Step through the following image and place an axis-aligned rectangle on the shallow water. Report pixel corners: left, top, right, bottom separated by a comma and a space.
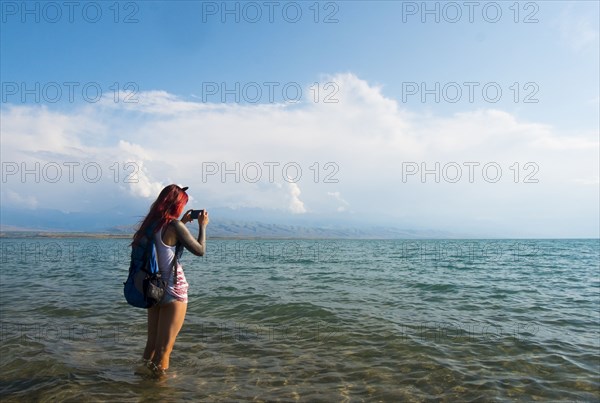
1, 239, 598, 401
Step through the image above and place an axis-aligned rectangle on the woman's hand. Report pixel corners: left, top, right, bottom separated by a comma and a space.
198, 210, 209, 226
181, 209, 193, 224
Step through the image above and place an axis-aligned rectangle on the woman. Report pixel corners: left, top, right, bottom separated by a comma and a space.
131, 184, 209, 377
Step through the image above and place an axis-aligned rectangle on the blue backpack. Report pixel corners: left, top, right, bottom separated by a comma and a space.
124, 222, 183, 308
123, 224, 162, 308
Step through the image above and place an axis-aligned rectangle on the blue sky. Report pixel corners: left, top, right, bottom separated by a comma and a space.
1, 1, 599, 237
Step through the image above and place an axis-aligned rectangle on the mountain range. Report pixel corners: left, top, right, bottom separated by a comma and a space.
0, 206, 465, 239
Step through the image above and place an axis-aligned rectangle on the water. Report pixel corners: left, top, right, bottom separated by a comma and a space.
1, 238, 598, 401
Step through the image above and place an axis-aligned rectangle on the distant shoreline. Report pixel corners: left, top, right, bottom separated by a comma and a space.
0, 234, 368, 240
0, 232, 596, 240
0, 232, 133, 239
0, 232, 351, 240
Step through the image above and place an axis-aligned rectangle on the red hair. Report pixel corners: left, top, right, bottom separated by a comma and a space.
132, 184, 189, 245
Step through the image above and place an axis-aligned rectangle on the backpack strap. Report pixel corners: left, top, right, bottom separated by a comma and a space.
139, 222, 157, 266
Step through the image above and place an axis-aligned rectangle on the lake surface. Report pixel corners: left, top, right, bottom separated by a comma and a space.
1, 238, 598, 401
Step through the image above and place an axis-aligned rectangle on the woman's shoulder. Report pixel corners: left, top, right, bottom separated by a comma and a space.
168, 219, 184, 229
161, 220, 183, 246
167, 219, 188, 236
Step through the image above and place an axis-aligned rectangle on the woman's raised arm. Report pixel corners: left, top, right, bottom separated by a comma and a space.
171, 219, 207, 256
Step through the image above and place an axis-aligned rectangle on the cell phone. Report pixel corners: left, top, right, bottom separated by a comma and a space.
190, 210, 204, 220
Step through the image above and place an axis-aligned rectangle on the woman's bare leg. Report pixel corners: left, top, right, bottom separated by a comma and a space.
151, 301, 187, 371
143, 304, 161, 361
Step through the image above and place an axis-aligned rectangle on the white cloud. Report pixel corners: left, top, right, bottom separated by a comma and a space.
1, 73, 598, 236
123, 162, 165, 199
285, 181, 306, 214
115, 140, 165, 198
327, 191, 350, 212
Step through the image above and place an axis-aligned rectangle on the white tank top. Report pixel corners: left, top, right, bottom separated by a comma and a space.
154, 225, 189, 302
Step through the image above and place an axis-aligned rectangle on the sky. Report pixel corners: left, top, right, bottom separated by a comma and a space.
1, 0, 599, 237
